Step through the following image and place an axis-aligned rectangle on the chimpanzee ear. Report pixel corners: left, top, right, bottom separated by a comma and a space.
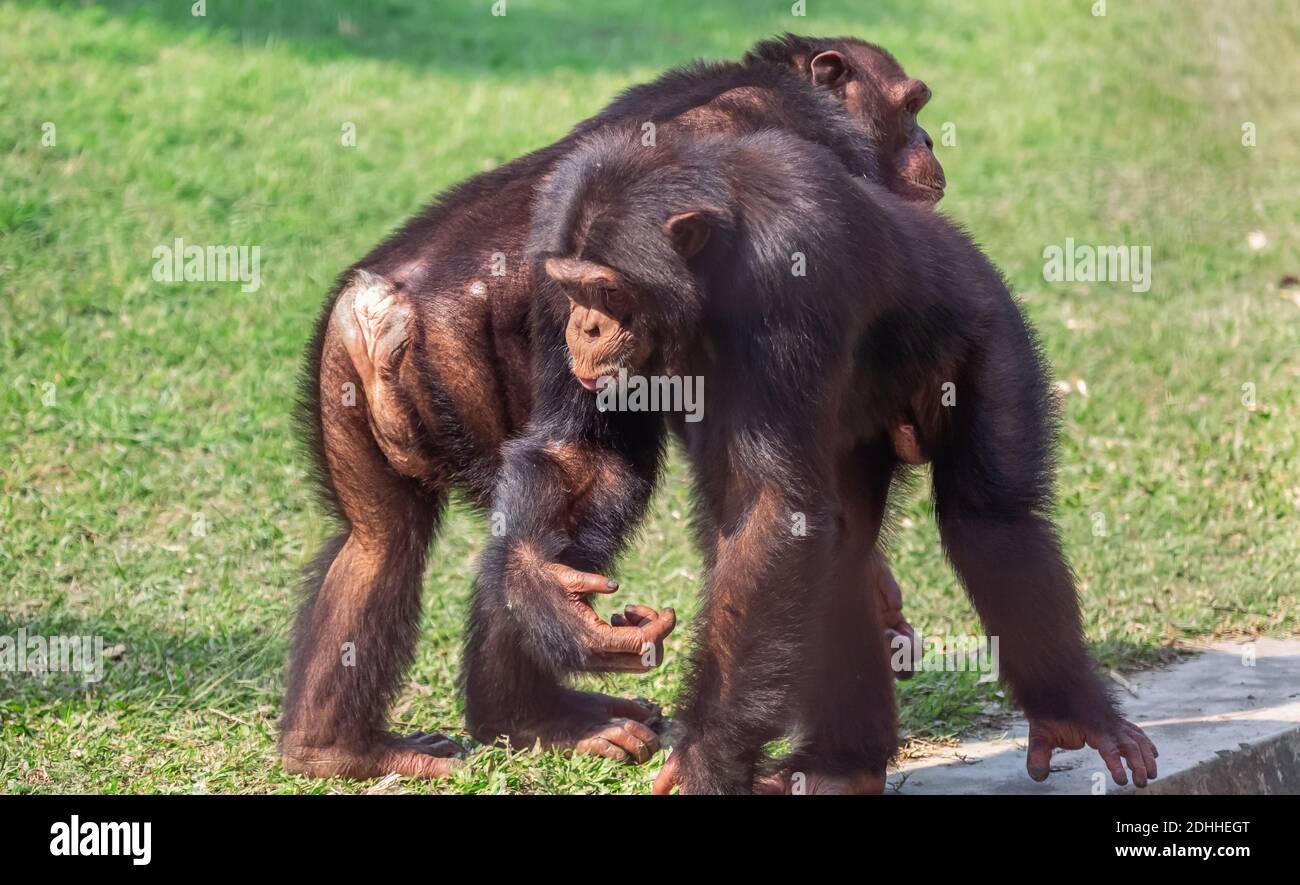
810, 50, 849, 87
664, 212, 711, 260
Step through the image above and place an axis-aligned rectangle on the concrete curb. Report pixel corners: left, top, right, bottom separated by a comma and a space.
887, 639, 1300, 795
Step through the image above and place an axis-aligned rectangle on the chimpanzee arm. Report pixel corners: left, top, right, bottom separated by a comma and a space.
931, 300, 1157, 786
471, 326, 675, 674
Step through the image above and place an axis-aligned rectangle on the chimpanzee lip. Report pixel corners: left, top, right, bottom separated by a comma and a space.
575, 371, 618, 392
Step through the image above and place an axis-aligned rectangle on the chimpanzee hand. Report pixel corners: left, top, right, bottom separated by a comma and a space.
872, 557, 919, 680
542, 563, 675, 673
1026, 715, 1158, 787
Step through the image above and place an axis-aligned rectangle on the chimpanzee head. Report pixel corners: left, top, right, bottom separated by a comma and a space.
748, 34, 947, 203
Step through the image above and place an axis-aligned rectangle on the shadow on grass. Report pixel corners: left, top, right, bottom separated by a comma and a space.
0, 613, 285, 719
25, 0, 936, 75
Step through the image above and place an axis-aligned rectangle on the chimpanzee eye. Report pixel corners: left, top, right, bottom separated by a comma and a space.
603, 288, 630, 313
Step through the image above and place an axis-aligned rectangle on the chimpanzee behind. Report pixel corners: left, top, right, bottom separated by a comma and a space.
284, 35, 946, 779
467, 126, 1158, 793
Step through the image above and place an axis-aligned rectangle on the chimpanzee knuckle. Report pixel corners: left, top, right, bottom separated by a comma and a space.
605, 728, 653, 764
601, 627, 642, 655
578, 737, 628, 762
623, 719, 659, 746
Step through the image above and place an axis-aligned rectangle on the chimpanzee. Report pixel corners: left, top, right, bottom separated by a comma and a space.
284, 35, 945, 779
469, 125, 1158, 794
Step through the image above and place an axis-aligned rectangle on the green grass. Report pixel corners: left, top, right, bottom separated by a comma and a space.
1, 0, 1297, 794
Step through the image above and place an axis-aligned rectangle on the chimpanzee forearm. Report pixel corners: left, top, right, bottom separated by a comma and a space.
937, 510, 1118, 725
476, 420, 664, 666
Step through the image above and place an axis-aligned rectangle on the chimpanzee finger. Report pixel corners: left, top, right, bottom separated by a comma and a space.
874, 563, 904, 614
591, 626, 652, 655
884, 628, 915, 681
1094, 737, 1129, 786
612, 605, 660, 630
546, 563, 618, 595
1118, 739, 1149, 787
594, 611, 673, 654
890, 423, 926, 465
1026, 730, 1054, 782
652, 753, 682, 795
573, 735, 631, 762
603, 695, 661, 723
617, 719, 660, 761
634, 606, 676, 644
585, 651, 655, 673
1129, 725, 1158, 777
622, 604, 668, 628
580, 720, 657, 764
617, 606, 648, 627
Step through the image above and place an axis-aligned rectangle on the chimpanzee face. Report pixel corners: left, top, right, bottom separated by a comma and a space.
544, 212, 710, 390
557, 275, 654, 389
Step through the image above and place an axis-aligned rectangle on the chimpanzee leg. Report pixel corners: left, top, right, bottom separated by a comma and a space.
771, 440, 899, 793
282, 281, 457, 779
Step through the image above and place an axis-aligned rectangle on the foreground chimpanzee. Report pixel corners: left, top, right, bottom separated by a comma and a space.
284, 35, 945, 779
472, 126, 1158, 794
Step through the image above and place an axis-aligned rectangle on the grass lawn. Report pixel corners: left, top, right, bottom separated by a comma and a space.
1, 0, 1297, 794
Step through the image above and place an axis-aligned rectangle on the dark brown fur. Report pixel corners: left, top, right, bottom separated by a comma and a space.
484, 126, 1156, 794
284, 36, 944, 778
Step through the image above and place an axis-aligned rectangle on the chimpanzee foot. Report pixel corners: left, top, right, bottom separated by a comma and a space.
282, 730, 464, 780
330, 269, 433, 477
500, 689, 662, 764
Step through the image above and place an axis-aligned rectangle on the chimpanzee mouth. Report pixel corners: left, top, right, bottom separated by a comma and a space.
575, 371, 617, 392
916, 181, 945, 201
